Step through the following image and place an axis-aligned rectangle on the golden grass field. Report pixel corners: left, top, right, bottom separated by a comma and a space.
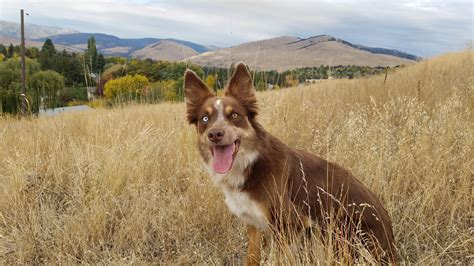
0, 51, 472, 264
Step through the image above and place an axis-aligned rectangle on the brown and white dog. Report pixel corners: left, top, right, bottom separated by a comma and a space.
184, 63, 396, 264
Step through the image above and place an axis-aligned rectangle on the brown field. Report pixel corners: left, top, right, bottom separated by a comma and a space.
0, 51, 472, 264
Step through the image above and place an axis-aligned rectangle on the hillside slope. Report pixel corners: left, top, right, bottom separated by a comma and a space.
131, 40, 199, 61
0, 51, 471, 264
187, 35, 414, 71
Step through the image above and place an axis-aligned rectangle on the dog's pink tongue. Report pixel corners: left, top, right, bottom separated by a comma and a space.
212, 144, 234, 174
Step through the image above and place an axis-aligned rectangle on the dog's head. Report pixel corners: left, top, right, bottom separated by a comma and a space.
184, 62, 259, 175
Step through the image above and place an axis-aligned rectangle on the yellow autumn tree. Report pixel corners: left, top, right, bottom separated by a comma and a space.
205, 74, 216, 91
104, 74, 149, 99
151, 80, 177, 101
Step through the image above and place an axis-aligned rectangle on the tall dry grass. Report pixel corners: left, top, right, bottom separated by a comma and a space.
0, 51, 472, 264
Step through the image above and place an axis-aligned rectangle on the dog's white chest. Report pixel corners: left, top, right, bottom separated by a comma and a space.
223, 188, 268, 230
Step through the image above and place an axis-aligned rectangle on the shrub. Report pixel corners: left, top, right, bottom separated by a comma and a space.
104, 74, 149, 100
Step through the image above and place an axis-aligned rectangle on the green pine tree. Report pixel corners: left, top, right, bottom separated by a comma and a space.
41, 39, 56, 56
85, 36, 98, 73
97, 53, 105, 73
7, 43, 14, 58
39, 39, 57, 70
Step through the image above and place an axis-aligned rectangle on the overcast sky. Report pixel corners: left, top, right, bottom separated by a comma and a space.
1, 0, 472, 57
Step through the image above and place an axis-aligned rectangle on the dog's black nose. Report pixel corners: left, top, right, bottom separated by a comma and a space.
208, 129, 225, 143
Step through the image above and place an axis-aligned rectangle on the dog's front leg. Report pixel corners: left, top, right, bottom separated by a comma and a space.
246, 225, 262, 266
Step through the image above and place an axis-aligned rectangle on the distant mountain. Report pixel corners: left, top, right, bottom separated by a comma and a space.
0, 20, 79, 39
131, 40, 199, 61
0, 20, 420, 71
186, 35, 417, 71
34, 33, 210, 56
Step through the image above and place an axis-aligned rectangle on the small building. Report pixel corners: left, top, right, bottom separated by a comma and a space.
305, 79, 321, 84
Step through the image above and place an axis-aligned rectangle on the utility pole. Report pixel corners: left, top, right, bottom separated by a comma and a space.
20, 9, 27, 115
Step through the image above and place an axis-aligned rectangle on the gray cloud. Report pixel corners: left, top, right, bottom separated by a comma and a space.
1, 0, 472, 56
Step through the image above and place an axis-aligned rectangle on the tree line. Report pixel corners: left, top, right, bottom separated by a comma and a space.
99, 60, 391, 104
0, 37, 104, 114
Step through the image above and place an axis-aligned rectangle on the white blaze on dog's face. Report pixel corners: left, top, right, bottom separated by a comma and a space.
184, 63, 260, 177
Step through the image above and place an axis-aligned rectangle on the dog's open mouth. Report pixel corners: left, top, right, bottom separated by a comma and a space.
211, 139, 240, 174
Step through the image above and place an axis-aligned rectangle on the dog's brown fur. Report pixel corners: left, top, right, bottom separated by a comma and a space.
184, 62, 396, 264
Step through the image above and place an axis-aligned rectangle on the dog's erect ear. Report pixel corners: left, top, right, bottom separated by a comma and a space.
184, 70, 214, 124
225, 62, 258, 118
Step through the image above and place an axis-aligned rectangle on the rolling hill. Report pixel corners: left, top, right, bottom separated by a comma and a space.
187, 35, 416, 71
131, 40, 199, 61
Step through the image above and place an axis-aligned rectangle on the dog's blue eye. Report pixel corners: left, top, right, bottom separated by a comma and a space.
202, 116, 209, 122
